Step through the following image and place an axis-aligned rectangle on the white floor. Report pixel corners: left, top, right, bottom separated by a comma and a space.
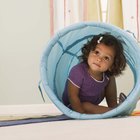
0, 102, 140, 140
0, 115, 140, 140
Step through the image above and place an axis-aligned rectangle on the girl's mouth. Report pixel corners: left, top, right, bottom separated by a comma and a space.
92, 63, 101, 68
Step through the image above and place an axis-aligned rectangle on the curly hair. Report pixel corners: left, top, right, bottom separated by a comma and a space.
80, 33, 127, 76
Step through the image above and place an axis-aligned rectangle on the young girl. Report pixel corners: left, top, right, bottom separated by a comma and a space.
62, 33, 127, 114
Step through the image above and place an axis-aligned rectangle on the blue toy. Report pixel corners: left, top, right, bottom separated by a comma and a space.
40, 22, 140, 119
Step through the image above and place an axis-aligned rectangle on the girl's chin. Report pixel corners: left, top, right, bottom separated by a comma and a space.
90, 67, 101, 73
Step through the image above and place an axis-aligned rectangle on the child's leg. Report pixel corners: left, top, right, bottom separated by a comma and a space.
119, 93, 127, 104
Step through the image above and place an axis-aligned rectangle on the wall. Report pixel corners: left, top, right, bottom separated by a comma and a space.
0, 0, 51, 104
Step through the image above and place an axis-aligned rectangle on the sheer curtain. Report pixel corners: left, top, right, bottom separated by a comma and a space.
106, 0, 123, 29
83, 0, 102, 21
49, 0, 139, 41
136, 0, 139, 41
49, 0, 102, 36
122, 0, 139, 42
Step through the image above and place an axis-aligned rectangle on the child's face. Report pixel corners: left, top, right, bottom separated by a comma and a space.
87, 43, 115, 74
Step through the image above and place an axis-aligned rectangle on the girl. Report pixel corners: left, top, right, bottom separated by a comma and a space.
62, 33, 127, 114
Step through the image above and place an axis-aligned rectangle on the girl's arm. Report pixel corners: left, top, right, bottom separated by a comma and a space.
83, 77, 118, 114
82, 102, 112, 114
104, 76, 118, 108
68, 80, 85, 113
68, 80, 113, 114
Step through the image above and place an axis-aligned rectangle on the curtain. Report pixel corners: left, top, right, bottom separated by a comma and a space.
50, 0, 102, 35
83, 0, 102, 21
106, 0, 124, 29
136, 0, 139, 41
64, 0, 82, 26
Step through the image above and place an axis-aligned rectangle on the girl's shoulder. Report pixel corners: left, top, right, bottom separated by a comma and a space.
68, 63, 87, 87
71, 62, 87, 73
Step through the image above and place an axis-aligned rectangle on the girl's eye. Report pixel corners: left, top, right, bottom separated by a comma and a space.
103, 56, 110, 61
93, 50, 99, 55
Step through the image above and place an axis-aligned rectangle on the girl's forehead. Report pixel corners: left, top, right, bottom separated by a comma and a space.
95, 44, 116, 57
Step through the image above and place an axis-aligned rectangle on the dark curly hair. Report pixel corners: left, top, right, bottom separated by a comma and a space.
80, 33, 127, 76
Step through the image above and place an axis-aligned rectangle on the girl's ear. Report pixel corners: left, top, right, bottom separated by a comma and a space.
108, 65, 114, 72
108, 68, 112, 72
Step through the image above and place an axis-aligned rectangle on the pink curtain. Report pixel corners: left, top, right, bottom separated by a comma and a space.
136, 0, 139, 41
50, 0, 102, 36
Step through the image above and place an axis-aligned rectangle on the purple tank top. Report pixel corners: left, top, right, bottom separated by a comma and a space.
62, 63, 109, 106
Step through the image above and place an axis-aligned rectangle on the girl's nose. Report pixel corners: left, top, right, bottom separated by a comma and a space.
97, 57, 102, 62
